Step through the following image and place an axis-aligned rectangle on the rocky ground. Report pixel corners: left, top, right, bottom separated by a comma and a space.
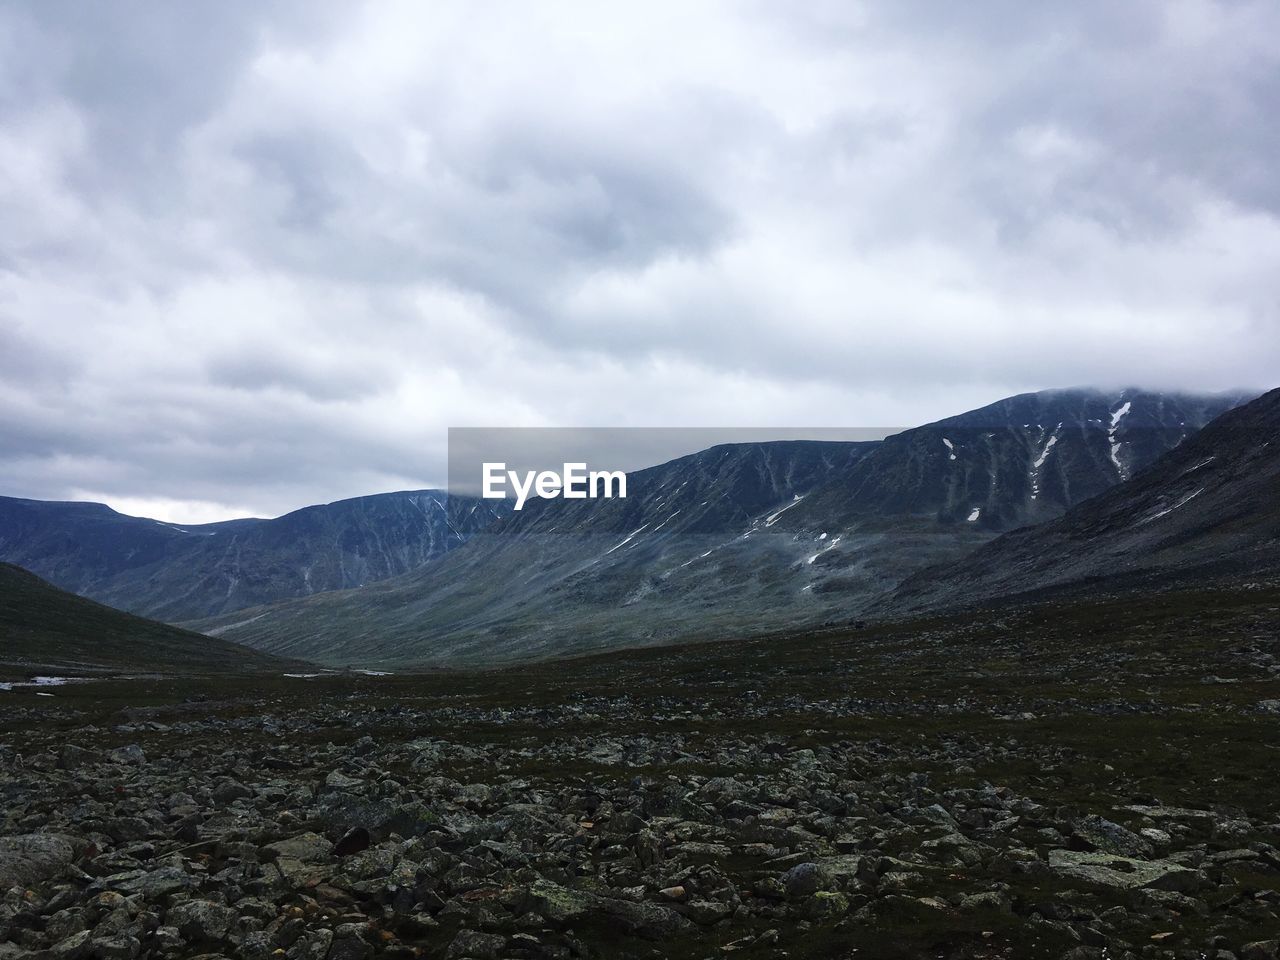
2, 582, 1280, 959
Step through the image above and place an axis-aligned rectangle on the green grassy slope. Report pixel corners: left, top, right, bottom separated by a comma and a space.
0, 562, 295, 675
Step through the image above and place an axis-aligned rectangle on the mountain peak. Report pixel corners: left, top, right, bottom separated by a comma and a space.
887, 386, 1280, 612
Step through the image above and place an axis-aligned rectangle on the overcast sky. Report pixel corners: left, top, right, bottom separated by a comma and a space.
2, 1, 1278, 522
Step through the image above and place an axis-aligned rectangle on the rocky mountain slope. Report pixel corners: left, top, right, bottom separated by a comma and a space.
197, 389, 1247, 666
195, 440, 880, 663
0, 563, 289, 674
0, 491, 506, 622
888, 386, 1280, 612
782, 387, 1241, 530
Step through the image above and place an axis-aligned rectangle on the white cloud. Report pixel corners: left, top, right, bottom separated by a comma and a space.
0, 1, 1277, 521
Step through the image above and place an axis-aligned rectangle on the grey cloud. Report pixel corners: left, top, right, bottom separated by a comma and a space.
0, 324, 80, 387
10, 2, 344, 203
204, 349, 393, 403
0, 1, 1277, 521
232, 131, 352, 232
921, 2, 1280, 218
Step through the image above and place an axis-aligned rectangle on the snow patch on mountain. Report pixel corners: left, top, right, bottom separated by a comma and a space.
805, 535, 841, 565
764, 494, 806, 527
1109, 401, 1132, 478
1030, 426, 1061, 500
1141, 487, 1205, 524
605, 524, 649, 555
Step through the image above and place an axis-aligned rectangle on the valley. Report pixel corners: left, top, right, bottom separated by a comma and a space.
6, 7, 1276, 958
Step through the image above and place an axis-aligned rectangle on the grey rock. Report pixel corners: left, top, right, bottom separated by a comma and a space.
286, 929, 333, 960
239, 931, 275, 960
518, 880, 594, 925
318, 793, 397, 841
783, 862, 832, 897
596, 897, 693, 940
167, 900, 236, 942
1071, 815, 1153, 859
108, 745, 146, 765
110, 866, 195, 899
49, 930, 92, 960
87, 936, 140, 960
327, 931, 373, 960
0, 834, 75, 890
1047, 850, 1202, 892
683, 899, 732, 925
445, 930, 506, 960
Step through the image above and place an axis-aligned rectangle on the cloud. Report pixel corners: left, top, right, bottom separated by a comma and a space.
0, 0, 1277, 521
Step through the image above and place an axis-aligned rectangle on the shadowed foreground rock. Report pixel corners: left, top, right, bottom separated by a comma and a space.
2, 703, 1279, 960
3, 581, 1280, 958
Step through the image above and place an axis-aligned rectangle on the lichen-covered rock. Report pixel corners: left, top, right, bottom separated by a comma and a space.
1047, 849, 1203, 892
166, 900, 236, 943
782, 861, 832, 897
0, 834, 75, 890
1070, 814, 1154, 859
445, 930, 506, 960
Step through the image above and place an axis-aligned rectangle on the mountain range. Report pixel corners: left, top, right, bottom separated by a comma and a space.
186, 388, 1249, 666
1, 385, 1264, 670
0, 490, 506, 622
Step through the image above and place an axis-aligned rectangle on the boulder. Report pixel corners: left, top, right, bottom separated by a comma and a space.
783, 861, 832, 897
445, 931, 506, 959
1047, 850, 1202, 893
0, 834, 76, 890
108, 745, 146, 765
1070, 815, 1153, 859
167, 899, 236, 942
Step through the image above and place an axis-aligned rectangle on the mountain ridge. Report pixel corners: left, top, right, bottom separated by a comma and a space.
193, 387, 1250, 666
884, 386, 1280, 613
0, 489, 507, 621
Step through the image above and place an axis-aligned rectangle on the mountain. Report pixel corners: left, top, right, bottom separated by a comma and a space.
196, 388, 1249, 667
780, 387, 1245, 529
886, 386, 1280, 612
0, 490, 506, 622
0, 563, 290, 674
194, 440, 879, 662
758, 387, 1249, 599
